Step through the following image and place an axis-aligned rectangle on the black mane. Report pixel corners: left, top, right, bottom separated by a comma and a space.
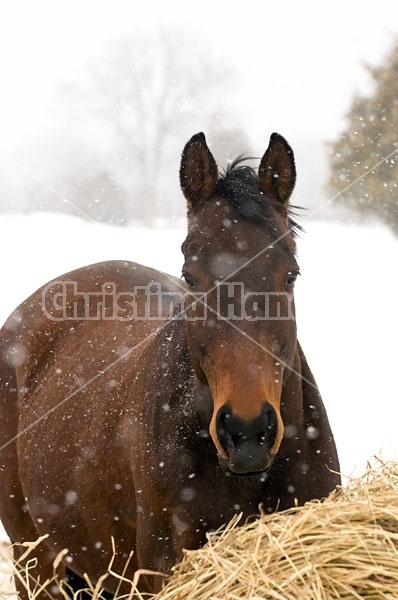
215, 156, 302, 239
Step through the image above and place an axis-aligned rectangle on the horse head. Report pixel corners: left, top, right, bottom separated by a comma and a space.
180, 132, 299, 476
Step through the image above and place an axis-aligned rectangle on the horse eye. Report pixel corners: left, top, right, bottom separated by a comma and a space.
182, 273, 197, 291
285, 271, 299, 288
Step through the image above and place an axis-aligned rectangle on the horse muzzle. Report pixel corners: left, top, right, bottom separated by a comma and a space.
215, 402, 278, 476
218, 448, 274, 477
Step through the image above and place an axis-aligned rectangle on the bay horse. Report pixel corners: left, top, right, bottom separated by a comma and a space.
0, 132, 340, 597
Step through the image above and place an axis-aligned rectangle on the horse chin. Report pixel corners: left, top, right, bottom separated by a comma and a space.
218, 455, 273, 478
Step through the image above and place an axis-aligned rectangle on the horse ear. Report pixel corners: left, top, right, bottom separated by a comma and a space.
258, 133, 296, 205
180, 133, 218, 209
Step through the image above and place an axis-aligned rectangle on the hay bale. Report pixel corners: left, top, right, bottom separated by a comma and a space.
155, 461, 398, 599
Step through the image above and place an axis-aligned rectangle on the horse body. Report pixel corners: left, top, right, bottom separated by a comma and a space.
0, 133, 340, 596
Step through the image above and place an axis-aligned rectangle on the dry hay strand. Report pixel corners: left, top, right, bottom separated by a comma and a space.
0, 541, 16, 600
5, 536, 155, 600
155, 460, 398, 600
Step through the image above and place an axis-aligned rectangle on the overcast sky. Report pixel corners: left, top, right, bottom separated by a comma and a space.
1, 1, 397, 151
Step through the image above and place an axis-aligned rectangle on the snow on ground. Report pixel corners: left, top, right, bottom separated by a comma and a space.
0, 212, 397, 543
295, 220, 398, 480
0, 213, 186, 321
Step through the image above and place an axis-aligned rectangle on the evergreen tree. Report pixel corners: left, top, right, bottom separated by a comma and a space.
328, 42, 398, 233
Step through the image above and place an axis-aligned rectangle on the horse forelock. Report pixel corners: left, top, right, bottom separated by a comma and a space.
210, 156, 302, 242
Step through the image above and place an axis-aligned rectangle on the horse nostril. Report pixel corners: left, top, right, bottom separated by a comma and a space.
216, 405, 233, 455
257, 432, 267, 445
262, 402, 278, 447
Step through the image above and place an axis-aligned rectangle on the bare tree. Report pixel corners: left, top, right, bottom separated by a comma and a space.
63, 31, 236, 223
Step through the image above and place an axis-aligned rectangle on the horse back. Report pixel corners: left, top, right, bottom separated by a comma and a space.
0, 260, 182, 392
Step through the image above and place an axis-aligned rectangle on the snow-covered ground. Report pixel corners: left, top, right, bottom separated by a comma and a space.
0, 212, 397, 545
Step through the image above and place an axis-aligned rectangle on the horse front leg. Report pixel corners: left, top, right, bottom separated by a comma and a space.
133, 525, 172, 593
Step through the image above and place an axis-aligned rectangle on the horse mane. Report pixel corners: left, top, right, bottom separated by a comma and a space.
215, 156, 302, 239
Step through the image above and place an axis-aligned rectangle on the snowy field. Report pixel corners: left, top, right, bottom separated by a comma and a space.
0, 212, 397, 545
